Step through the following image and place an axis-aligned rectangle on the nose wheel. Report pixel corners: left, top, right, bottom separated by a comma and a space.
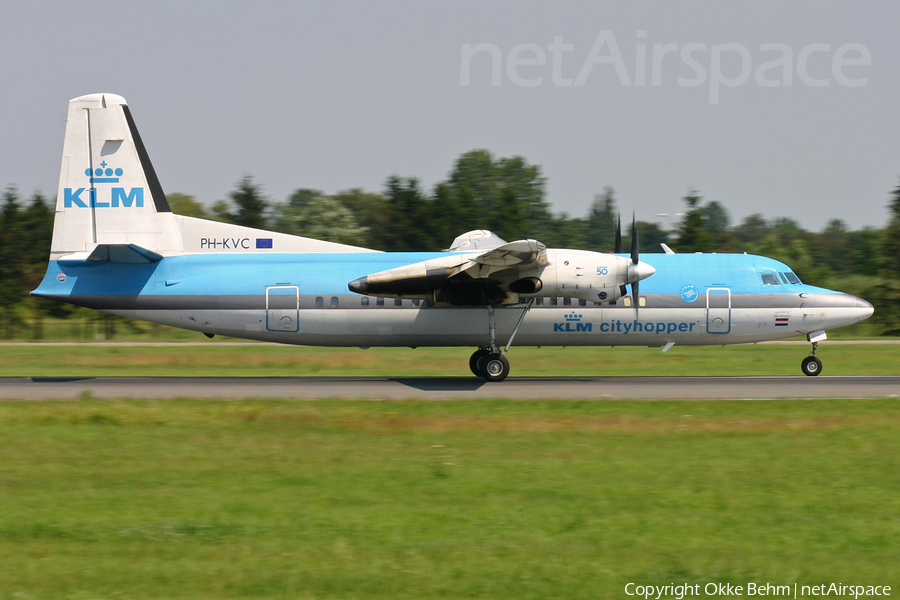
801, 342, 823, 376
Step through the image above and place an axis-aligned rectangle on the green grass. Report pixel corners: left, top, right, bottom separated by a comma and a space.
2, 343, 899, 377
0, 399, 898, 599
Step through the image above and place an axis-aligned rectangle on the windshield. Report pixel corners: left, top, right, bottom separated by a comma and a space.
760, 272, 780, 286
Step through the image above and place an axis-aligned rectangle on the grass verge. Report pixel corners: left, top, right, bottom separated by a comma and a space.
0, 399, 898, 599
2, 343, 899, 377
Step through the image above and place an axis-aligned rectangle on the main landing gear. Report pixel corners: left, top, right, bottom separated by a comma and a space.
470, 300, 533, 382
801, 342, 823, 376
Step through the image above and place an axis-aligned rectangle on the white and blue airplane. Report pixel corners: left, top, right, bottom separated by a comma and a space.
33, 93, 874, 381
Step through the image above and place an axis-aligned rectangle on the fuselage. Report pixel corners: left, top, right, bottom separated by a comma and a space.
34, 250, 873, 349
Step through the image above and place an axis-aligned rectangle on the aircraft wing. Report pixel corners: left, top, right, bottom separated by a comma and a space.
455, 239, 548, 278
348, 237, 548, 305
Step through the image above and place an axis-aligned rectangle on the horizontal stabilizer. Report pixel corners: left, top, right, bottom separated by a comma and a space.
57, 243, 163, 265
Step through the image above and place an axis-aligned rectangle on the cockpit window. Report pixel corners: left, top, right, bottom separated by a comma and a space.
779, 273, 789, 284
760, 273, 781, 286
783, 272, 801, 284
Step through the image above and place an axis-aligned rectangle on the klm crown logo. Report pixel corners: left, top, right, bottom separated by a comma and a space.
84, 162, 124, 183
555, 311, 592, 332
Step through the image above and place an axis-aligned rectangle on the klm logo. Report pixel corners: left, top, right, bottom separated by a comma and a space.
64, 187, 144, 208
553, 311, 592, 332
65, 163, 144, 208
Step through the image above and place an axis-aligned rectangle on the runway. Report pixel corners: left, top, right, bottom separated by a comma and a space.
1, 376, 898, 400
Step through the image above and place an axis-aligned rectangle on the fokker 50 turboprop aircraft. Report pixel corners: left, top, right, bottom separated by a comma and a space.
33, 94, 874, 381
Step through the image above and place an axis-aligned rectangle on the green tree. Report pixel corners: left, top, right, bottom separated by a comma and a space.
379, 176, 435, 251
273, 195, 368, 246
0, 187, 26, 336
167, 193, 210, 219
443, 150, 549, 241
583, 187, 618, 252
882, 180, 900, 279
674, 191, 711, 252
875, 180, 900, 333
733, 214, 769, 248
226, 176, 269, 229
331, 188, 389, 242
635, 221, 669, 253
286, 188, 325, 210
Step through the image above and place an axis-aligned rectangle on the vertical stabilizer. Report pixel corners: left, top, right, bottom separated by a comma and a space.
51, 93, 182, 258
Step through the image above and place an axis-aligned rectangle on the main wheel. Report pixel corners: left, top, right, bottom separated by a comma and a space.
801, 356, 822, 376
469, 349, 490, 376
479, 353, 510, 383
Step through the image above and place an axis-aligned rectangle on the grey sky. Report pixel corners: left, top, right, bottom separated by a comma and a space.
2, 1, 898, 233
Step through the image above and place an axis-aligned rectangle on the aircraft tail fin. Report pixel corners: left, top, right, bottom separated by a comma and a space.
51, 93, 182, 258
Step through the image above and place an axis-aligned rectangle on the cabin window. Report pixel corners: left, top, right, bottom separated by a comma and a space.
578, 299, 587, 306
315, 296, 324, 307
563, 297, 572, 306
331, 296, 339, 307
760, 273, 781, 286
784, 272, 801, 284
639, 296, 647, 307
424, 299, 434, 307
549, 297, 558, 306
412, 299, 420, 307
361, 297, 369, 306
394, 298, 403, 306
535, 298, 543, 307
376, 297, 385, 306
623, 296, 632, 307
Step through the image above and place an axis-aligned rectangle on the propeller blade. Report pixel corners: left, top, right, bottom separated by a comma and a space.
614, 214, 622, 254
632, 280, 639, 316
631, 214, 640, 314
630, 213, 639, 265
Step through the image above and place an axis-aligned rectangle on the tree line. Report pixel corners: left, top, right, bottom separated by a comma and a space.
2, 148, 899, 337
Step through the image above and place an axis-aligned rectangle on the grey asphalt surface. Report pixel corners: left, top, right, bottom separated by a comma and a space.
1, 376, 898, 400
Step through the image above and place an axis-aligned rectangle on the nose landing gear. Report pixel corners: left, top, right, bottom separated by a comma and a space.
801, 342, 823, 376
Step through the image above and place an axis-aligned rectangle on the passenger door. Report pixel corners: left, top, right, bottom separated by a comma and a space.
266, 286, 299, 332
706, 288, 731, 334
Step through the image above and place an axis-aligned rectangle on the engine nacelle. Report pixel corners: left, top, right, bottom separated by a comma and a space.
518, 250, 655, 303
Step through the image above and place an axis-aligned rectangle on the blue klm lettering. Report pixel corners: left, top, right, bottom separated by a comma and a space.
111, 188, 143, 207
63, 188, 144, 208
553, 322, 593, 332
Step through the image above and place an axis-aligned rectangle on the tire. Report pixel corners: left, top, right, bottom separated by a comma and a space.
469, 349, 490, 377
801, 356, 823, 376
480, 353, 510, 383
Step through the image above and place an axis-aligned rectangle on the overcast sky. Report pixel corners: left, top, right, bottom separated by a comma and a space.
2, 1, 898, 233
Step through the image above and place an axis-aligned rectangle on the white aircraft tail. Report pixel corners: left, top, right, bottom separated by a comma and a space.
51, 93, 182, 258
51, 93, 376, 259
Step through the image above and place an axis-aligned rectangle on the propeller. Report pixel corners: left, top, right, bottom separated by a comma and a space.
630, 213, 640, 314
613, 213, 655, 314
615, 215, 627, 299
